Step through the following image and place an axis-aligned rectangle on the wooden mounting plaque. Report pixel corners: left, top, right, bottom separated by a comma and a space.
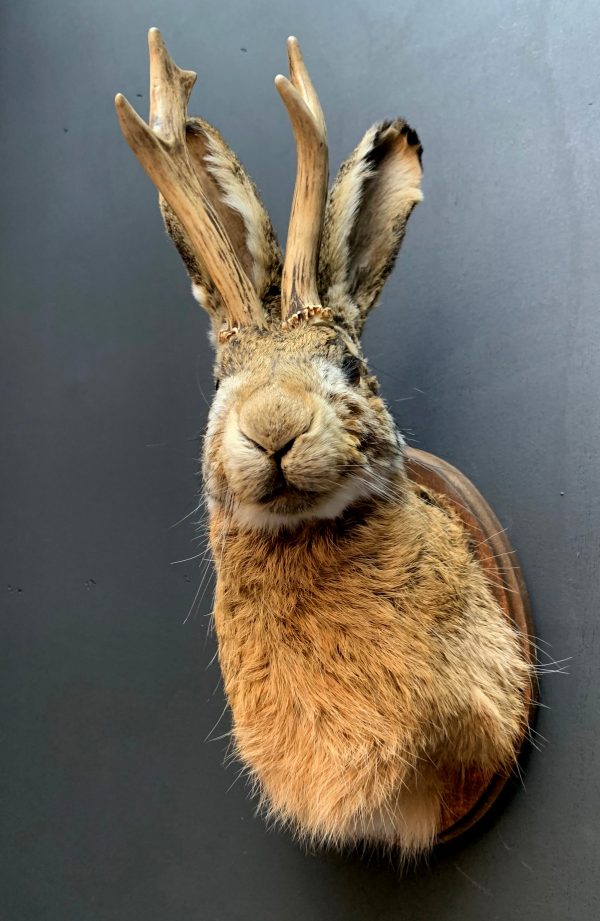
404, 447, 537, 844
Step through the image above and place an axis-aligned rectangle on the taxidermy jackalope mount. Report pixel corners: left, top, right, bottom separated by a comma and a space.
116, 29, 536, 856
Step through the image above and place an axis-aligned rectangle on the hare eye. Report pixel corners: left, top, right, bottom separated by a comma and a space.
214, 378, 221, 392
341, 355, 362, 386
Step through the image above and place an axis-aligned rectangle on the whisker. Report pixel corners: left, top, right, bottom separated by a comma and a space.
171, 550, 208, 565
170, 500, 204, 529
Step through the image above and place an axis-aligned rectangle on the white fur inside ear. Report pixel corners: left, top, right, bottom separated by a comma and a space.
321, 128, 376, 290
320, 120, 423, 324
204, 137, 270, 295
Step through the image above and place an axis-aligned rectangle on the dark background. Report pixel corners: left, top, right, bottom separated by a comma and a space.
2, 1, 599, 918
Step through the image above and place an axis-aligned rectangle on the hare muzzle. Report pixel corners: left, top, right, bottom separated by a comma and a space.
222, 371, 358, 516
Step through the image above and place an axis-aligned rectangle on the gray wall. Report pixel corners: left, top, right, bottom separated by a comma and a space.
2, 1, 599, 919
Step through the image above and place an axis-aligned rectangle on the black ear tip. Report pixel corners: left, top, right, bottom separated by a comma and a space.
398, 120, 423, 166
403, 125, 420, 148
365, 119, 423, 168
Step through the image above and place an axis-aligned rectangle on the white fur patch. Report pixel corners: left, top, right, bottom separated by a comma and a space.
320, 129, 374, 289
320, 120, 423, 324
191, 281, 209, 308
204, 136, 271, 294
230, 476, 375, 534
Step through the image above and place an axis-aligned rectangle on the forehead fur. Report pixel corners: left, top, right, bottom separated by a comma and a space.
214, 323, 355, 379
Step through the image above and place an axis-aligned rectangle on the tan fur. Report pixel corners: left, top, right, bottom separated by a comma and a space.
210, 478, 529, 854
118, 35, 531, 858
202, 328, 530, 856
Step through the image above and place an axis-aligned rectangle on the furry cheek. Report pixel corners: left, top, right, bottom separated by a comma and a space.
283, 402, 362, 494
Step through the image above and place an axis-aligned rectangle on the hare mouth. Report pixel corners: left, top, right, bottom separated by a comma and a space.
257, 482, 321, 513
229, 474, 377, 532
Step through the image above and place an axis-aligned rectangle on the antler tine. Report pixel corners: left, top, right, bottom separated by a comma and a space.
275, 37, 330, 326
115, 28, 265, 336
147, 27, 196, 148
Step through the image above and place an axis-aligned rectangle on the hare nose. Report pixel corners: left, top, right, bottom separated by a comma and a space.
238, 388, 313, 459
239, 424, 310, 462
242, 430, 299, 464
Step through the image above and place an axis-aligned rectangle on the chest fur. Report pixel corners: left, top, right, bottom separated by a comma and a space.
210, 490, 477, 738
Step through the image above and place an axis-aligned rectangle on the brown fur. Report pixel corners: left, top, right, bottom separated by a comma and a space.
201, 326, 530, 856
210, 477, 529, 853
120, 37, 531, 856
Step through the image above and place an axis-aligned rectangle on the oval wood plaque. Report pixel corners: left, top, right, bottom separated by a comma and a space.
404, 447, 537, 843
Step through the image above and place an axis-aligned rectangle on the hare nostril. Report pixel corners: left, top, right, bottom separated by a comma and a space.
240, 430, 268, 453
239, 419, 312, 459
272, 437, 297, 467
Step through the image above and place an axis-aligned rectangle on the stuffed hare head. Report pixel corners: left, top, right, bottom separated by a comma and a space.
116, 30, 422, 532
117, 30, 534, 856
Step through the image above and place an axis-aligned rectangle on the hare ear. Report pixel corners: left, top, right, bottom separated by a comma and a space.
319, 119, 422, 334
160, 118, 282, 323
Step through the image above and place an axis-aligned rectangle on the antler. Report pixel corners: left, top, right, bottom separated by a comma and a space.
115, 28, 265, 337
275, 37, 331, 327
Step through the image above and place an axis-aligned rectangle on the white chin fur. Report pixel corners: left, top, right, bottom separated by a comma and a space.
216, 458, 403, 534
